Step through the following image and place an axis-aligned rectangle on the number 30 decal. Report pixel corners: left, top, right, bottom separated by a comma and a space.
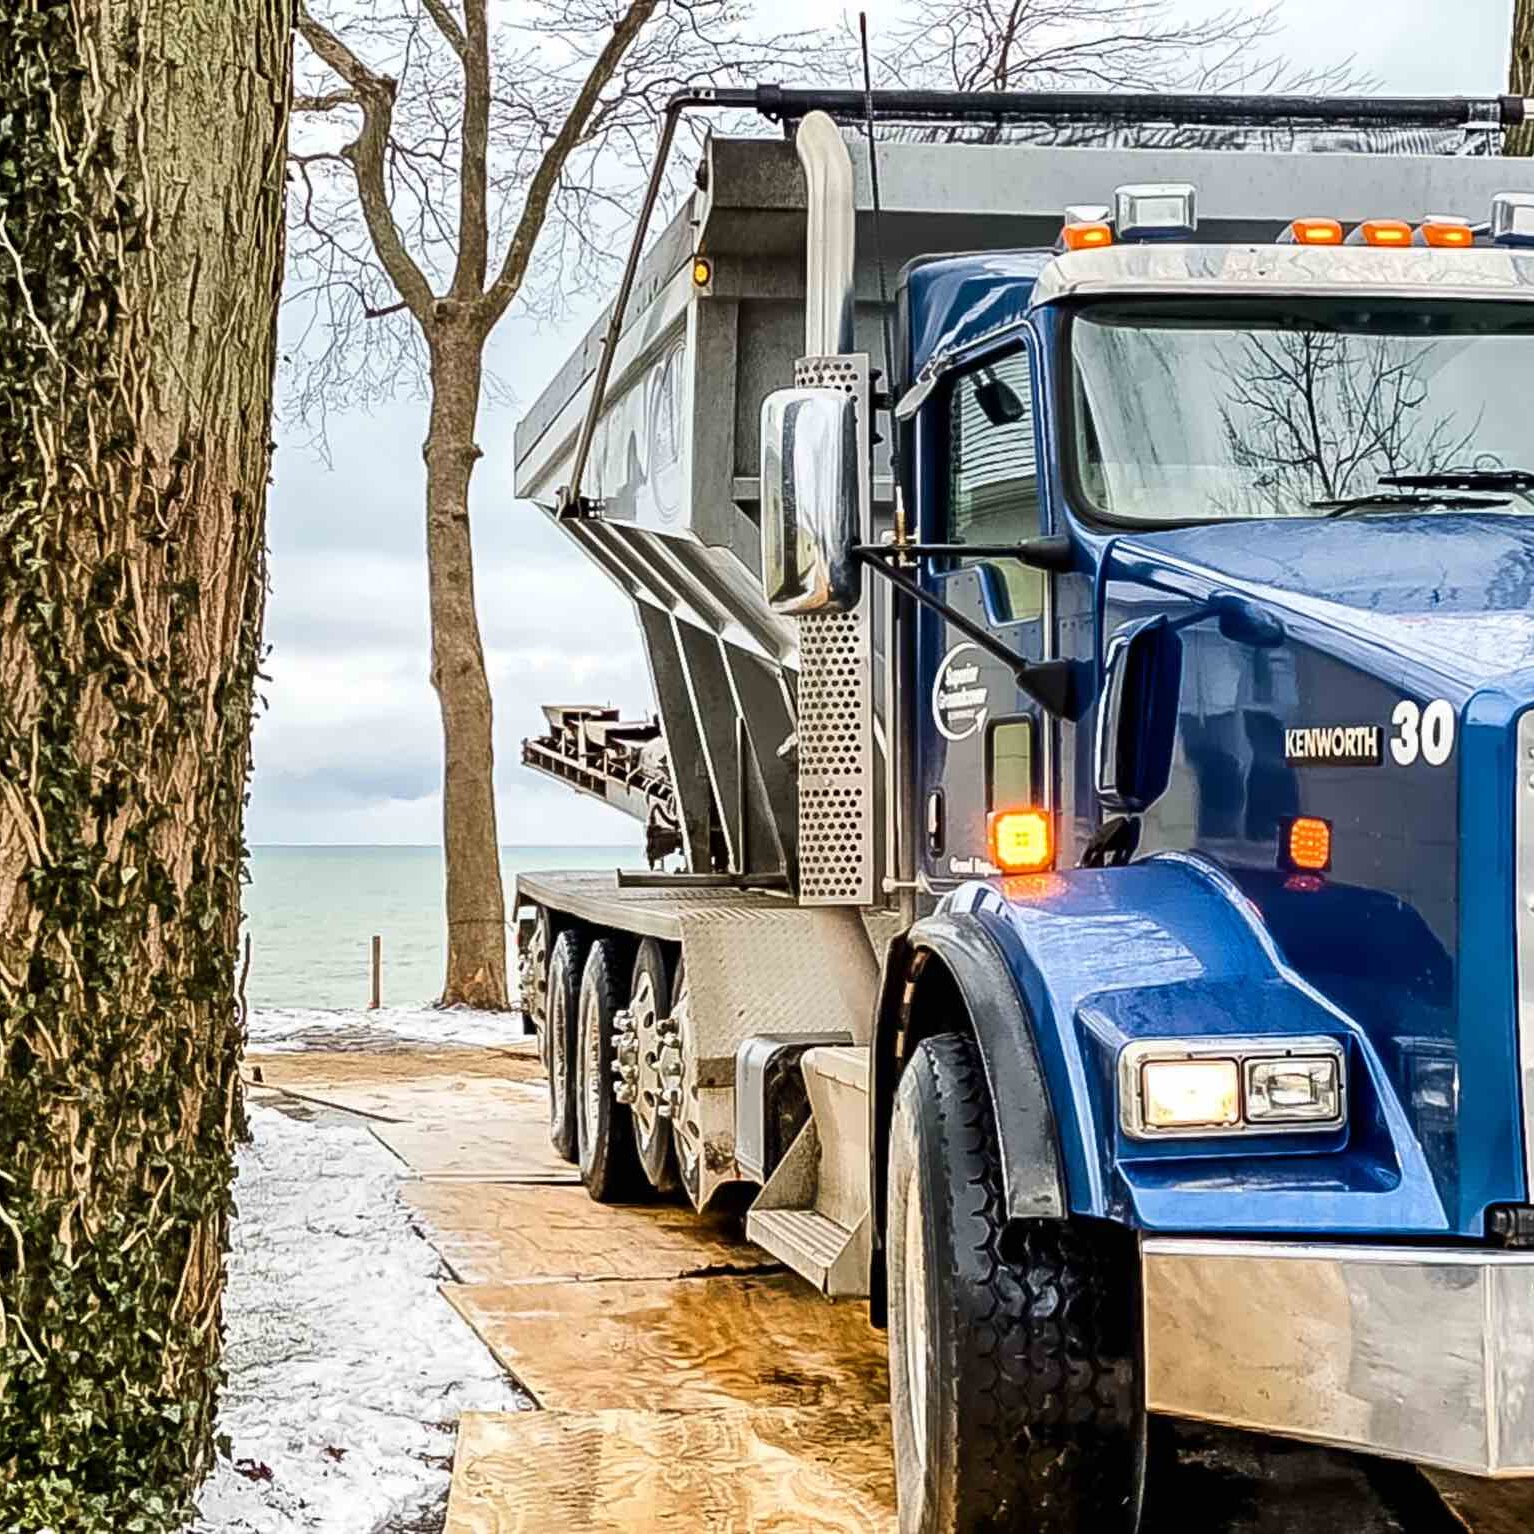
1390, 698, 1455, 767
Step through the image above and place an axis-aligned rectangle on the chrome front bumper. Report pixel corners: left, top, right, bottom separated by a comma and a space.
1143, 1238, 1534, 1476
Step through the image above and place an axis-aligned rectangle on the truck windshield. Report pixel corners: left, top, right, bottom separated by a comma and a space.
1068, 297, 1534, 524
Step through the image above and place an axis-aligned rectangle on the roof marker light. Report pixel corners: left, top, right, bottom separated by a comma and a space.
988, 807, 1055, 875
1491, 192, 1534, 248
1281, 217, 1344, 246
1416, 216, 1474, 248
1114, 182, 1197, 243
1347, 219, 1413, 247
1060, 203, 1113, 252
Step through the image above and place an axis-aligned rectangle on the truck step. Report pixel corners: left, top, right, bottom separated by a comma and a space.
746, 1206, 869, 1298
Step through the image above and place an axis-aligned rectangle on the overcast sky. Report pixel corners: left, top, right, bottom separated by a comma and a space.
247, 0, 1518, 847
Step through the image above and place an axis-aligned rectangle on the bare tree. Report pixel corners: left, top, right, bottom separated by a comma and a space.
289, 0, 820, 1010
0, 0, 289, 1526
1512, 0, 1534, 156
1215, 331, 1480, 513
879, 0, 1361, 95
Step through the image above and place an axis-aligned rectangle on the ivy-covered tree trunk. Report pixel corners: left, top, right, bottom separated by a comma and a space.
1514, 0, 1534, 157
0, 2, 290, 1528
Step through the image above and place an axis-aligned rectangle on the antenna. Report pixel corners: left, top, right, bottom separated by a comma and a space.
858, 12, 908, 549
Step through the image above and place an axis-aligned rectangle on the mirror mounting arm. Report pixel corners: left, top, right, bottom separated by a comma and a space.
854, 535, 1074, 574
854, 549, 1091, 721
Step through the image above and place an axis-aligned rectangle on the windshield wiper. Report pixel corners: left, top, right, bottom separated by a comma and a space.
1381, 470, 1534, 496
1311, 491, 1510, 519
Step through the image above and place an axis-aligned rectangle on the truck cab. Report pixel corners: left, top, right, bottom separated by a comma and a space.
513, 90, 1534, 1533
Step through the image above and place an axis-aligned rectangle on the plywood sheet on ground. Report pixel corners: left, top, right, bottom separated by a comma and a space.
410, 1183, 772, 1285
444, 1406, 896, 1534
366, 1081, 577, 1183
245, 1045, 543, 1089
1426, 1471, 1534, 1534
444, 1273, 887, 1412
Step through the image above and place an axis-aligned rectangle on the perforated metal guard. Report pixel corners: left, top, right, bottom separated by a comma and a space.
795, 355, 875, 906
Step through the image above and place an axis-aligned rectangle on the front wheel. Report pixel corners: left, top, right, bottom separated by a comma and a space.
888, 1033, 1146, 1534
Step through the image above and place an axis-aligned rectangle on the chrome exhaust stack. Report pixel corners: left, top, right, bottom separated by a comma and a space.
796, 111, 856, 356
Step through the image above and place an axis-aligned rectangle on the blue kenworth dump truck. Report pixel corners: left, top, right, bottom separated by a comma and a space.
512, 86, 1534, 1532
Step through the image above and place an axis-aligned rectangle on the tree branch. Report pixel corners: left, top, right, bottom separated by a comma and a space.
423, 0, 468, 58
294, 88, 359, 113
482, 0, 659, 325
296, 4, 438, 326
452, 0, 492, 299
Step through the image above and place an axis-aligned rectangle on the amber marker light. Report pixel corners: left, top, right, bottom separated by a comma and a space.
691, 255, 714, 287
1418, 217, 1474, 248
1285, 816, 1333, 873
1354, 219, 1413, 247
988, 808, 1055, 875
1286, 217, 1344, 246
1061, 221, 1114, 251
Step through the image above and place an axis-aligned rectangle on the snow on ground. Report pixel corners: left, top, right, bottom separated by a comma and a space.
247, 1005, 530, 1053
191, 1103, 525, 1533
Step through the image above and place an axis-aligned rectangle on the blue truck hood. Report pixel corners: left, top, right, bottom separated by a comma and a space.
1127, 513, 1534, 688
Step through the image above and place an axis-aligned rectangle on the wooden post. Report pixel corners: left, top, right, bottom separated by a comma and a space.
369, 934, 382, 1010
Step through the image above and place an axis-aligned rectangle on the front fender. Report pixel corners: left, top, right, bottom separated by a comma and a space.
870, 912, 1067, 1241
933, 853, 1448, 1235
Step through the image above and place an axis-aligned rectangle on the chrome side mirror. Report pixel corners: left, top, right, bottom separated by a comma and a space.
1095, 616, 1182, 814
760, 388, 861, 615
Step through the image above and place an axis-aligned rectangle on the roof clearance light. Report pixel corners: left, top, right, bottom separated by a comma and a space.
1416, 216, 1474, 249
1490, 192, 1534, 248
1281, 218, 1344, 246
1347, 219, 1413, 247
1114, 182, 1197, 243
988, 807, 1054, 875
1060, 203, 1114, 252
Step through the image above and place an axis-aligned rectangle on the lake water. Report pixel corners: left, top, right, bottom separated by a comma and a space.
243, 845, 639, 1009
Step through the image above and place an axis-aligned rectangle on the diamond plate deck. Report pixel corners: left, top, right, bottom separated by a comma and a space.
516, 870, 884, 1053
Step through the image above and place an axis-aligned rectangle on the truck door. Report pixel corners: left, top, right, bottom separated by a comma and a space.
918, 342, 1049, 886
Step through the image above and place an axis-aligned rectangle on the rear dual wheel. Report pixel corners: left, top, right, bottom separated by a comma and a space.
888, 1033, 1146, 1534
577, 937, 645, 1203
628, 939, 680, 1194
544, 928, 584, 1164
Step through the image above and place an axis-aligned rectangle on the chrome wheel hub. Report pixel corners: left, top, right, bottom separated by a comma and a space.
665, 971, 704, 1202
612, 1007, 640, 1105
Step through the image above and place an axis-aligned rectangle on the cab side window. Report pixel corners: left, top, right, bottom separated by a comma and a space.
948, 348, 1044, 622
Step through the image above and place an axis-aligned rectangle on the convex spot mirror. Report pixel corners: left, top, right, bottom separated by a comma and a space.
761, 387, 861, 615
1095, 616, 1182, 815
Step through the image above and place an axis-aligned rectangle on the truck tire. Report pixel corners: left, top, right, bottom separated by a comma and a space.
545, 927, 584, 1164
888, 1033, 1145, 1534
577, 936, 644, 1203
629, 938, 680, 1194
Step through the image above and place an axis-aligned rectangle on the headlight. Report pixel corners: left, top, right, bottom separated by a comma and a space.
1120, 1037, 1346, 1140
1245, 1056, 1342, 1125
1141, 1058, 1240, 1131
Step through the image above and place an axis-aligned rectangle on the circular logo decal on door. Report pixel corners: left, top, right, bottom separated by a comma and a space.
932, 642, 990, 743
